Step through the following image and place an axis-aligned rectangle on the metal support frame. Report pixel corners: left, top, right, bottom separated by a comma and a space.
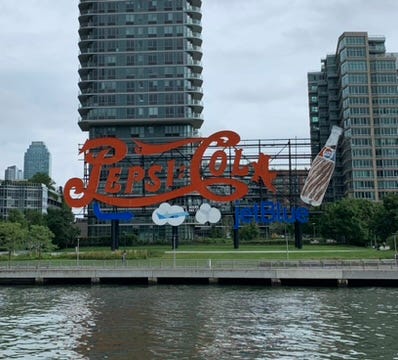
80, 137, 312, 248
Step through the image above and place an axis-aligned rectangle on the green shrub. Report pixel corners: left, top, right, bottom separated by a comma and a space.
239, 223, 259, 241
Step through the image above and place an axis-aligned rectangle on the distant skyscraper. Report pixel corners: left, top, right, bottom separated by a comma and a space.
24, 141, 51, 180
308, 32, 398, 202
4, 165, 23, 181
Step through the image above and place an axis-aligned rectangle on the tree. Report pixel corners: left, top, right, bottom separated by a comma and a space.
373, 194, 398, 241
0, 222, 28, 262
8, 209, 28, 228
28, 225, 55, 257
319, 198, 380, 246
46, 205, 80, 248
29, 173, 56, 190
8, 209, 46, 229
24, 209, 46, 227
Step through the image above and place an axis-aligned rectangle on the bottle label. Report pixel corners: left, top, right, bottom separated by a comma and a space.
320, 146, 336, 162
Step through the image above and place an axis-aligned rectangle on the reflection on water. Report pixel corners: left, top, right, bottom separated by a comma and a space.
0, 287, 94, 359
0, 286, 397, 359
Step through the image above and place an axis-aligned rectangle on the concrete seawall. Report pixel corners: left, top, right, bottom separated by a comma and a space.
1, 260, 397, 287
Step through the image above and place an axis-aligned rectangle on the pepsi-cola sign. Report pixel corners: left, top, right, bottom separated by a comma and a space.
64, 130, 277, 209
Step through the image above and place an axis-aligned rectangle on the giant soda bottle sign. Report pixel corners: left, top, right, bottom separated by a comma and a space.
300, 126, 343, 207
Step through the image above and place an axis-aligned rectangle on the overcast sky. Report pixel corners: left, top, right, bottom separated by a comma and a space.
1, 0, 398, 188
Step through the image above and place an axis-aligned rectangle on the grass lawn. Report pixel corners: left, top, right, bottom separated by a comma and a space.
2, 244, 395, 263
75, 244, 395, 261
160, 245, 395, 261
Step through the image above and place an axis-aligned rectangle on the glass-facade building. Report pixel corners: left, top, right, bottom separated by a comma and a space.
4, 166, 23, 181
308, 32, 398, 202
78, 0, 203, 133
23, 141, 51, 180
78, 0, 203, 242
0, 181, 48, 220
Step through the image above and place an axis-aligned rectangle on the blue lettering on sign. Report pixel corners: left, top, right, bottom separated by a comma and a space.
234, 201, 309, 229
93, 202, 135, 221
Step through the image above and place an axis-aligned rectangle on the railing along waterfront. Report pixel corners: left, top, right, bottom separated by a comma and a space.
0, 259, 397, 270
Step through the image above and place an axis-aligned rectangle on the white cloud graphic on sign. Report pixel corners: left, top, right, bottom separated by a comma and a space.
152, 203, 188, 226
195, 203, 221, 224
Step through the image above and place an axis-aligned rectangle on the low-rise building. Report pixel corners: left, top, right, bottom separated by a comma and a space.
0, 181, 62, 220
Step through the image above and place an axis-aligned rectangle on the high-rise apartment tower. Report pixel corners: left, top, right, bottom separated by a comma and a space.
78, 0, 203, 135
308, 32, 398, 202
78, 0, 203, 242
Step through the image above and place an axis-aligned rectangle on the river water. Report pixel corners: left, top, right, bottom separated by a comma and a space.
0, 285, 397, 360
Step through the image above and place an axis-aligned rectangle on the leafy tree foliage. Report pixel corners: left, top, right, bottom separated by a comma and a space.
0, 222, 28, 260
373, 193, 398, 241
46, 205, 80, 249
8, 209, 45, 229
29, 173, 56, 190
28, 225, 55, 257
3, 203, 78, 251
8, 209, 28, 228
318, 198, 380, 246
8, 209, 47, 231
24, 209, 46, 227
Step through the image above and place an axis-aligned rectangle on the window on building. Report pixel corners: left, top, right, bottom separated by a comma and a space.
148, 80, 158, 91
148, 27, 157, 37
148, 54, 157, 65
126, 14, 135, 25
166, 13, 173, 23
126, 55, 134, 65
148, 14, 157, 24
149, 0, 157, 11
149, 94, 157, 105
131, 126, 145, 137
126, 28, 135, 38
149, 107, 158, 117
127, 94, 135, 105
126, 82, 135, 92
165, 53, 173, 64
105, 55, 116, 66
164, 26, 173, 36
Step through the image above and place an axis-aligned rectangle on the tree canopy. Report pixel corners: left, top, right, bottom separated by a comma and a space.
373, 193, 398, 241
1, 204, 79, 254
0, 222, 28, 260
29, 173, 56, 190
28, 225, 55, 257
45, 205, 80, 249
317, 196, 398, 246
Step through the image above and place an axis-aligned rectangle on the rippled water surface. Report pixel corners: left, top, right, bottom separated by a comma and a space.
0, 286, 397, 359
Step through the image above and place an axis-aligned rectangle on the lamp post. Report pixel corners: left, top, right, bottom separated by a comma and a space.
285, 224, 289, 260
312, 223, 316, 241
76, 237, 80, 266
122, 231, 127, 249
394, 233, 397, 265
172, 226, 177, 268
